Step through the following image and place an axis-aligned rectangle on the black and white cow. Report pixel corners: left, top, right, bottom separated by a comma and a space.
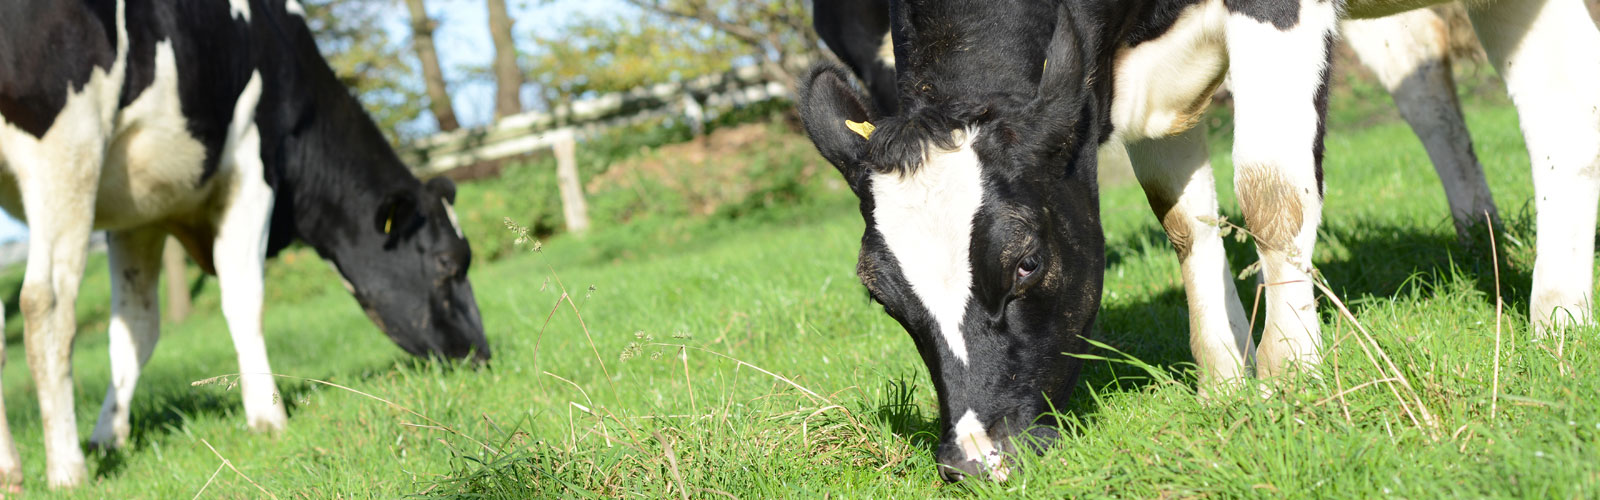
799, 0, 1600, 482
0, 0, 490, 488
813, 0, 1499, 233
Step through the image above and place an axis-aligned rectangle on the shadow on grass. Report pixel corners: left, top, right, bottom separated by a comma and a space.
88, 376, 317, 479
861, 376, 940, 452
87, 353, 472, 479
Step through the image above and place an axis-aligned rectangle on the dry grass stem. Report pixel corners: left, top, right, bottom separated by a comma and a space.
1313, 377, 1402, 407
190, 463, 226, 500
655, 431, 691, 500
648, 343, 830, 404
1487, 211, 1504, 420
1311, 280, 1441, 436
199, 438, 279, 500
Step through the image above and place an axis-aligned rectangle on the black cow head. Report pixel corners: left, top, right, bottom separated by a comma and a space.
797, 2, 1103, 482
328, 176, 489, 362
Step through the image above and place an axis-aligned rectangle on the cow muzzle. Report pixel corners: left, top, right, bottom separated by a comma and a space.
936, 410, 1014, 482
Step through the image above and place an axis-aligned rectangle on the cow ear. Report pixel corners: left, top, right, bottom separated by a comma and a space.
375, 191, 419, 237
1035, 4, 1084, 117
798, 63, 875, 188
425, 176, 457, 204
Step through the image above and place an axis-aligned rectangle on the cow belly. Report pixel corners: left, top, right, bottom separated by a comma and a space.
1109, 0, 1230, 143
94, 116, 211, 230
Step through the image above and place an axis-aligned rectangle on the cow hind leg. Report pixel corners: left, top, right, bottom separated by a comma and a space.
89, 227, 166, 450
1469, 0, 1600, 334
1343, 9, 1498, 236
1225, 0, 1339, 379
1126, 128, 1255, 396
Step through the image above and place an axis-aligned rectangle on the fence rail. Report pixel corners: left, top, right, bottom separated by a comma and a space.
403, 63, 795, 176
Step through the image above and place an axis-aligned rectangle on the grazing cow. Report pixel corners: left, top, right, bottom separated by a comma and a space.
0, 0, 490, 488
813, 0, 1499, 234
798, 0, 1600, 482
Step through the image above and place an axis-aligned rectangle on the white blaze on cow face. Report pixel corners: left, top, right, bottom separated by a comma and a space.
285, 0, 306, 17
870, 129, 983, 365
952, 410, 1009, 480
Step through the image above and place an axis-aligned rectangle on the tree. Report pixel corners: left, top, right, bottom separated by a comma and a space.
301, 0, 427, 141
486, 0, 525, 118
622, 0, 818, 92
523, 13, 745, 108
403, 0, 461, 131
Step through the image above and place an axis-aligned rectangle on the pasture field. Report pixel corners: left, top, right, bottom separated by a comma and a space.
0, 90, 1596, 498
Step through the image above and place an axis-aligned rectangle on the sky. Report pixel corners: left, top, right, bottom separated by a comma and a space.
0, 0, 631, 244
387, 0, 636, 129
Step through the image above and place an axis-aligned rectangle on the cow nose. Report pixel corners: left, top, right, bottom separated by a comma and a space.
936, 446, 984, 483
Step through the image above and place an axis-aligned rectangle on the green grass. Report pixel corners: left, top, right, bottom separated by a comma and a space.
1, 92, 1596, 498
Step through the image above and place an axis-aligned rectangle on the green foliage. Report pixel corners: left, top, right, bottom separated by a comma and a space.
523, 13, 745, 109
301, 0, 427, 141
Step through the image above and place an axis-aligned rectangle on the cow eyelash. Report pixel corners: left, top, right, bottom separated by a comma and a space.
1010, 253, 1043, 296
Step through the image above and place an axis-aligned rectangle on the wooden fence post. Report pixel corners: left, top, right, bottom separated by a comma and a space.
163, 236, 191, 322
552, 129, 591, 234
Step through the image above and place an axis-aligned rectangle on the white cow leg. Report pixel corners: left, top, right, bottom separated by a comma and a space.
1343, 9, 1498, 236
214, 181, 286, 432
89, 227, 167, 450
1226, 1, 1338, 378
213, 73, 286, 432
16, 163, 102, 488
1469, 0, 1600, 334
1126, 127, 1254, 395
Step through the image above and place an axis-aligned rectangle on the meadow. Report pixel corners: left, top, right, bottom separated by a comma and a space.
0, 78, 1595, 498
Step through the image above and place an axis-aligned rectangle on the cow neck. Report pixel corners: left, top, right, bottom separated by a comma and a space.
256, 15, 419, 257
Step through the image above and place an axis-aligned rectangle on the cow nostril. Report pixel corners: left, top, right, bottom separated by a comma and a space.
938, 465, 965, 483
935, 454, 984, 483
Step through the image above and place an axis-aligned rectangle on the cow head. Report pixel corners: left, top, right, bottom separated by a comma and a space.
797, 2, 1102, 482
328, 176, 489, 363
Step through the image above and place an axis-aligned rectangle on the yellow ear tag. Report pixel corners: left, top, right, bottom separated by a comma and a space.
845, 120, 876, 140
1043, 59, 1048, 72
384, 206, 396, 234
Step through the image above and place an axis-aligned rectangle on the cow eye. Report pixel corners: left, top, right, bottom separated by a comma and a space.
1017, 255, 1040, 279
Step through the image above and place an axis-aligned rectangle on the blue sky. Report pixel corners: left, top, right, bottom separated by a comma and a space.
387, 0, 636, 129
0, 0, 631, 244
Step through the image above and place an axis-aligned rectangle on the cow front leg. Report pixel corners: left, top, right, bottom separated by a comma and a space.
213, 74, 287, 432
12, 150, 106, 489
1225, 0, 1338, 378
1126, 128, 1255, 395
89, 227, 167, 450
1468, 0, 1600, 334
1343, 8, 1498, 237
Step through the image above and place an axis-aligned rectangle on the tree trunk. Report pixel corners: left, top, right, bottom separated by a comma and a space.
486, 0, 523, 119
404, 0, 460, 131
